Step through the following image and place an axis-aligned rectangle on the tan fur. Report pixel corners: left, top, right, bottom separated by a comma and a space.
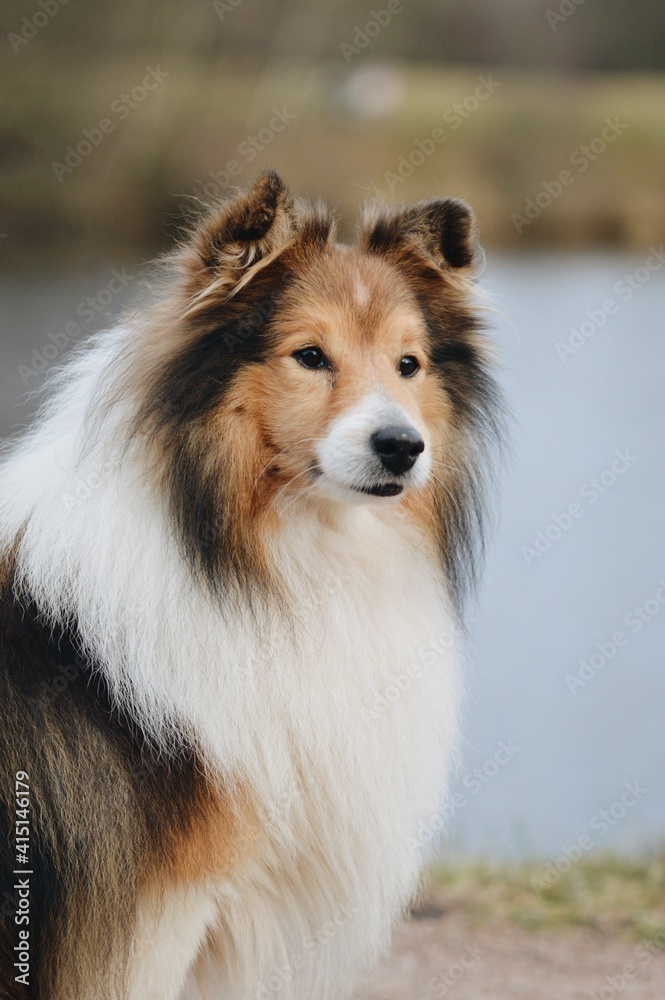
153, 782, 261, 889
195, 245, 453, 558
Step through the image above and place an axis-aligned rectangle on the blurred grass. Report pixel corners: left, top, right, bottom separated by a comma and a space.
428, 854, 665, 941
2, 53, 665, 267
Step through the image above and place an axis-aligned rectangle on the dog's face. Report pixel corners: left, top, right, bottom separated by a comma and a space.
224, 246, 442, 507
137, 172, 501, 599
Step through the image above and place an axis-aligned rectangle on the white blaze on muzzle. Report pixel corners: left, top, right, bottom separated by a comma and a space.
315, 392, 431, 501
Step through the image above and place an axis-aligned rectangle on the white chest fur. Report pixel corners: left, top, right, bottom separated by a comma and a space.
177, 510, 461, 1000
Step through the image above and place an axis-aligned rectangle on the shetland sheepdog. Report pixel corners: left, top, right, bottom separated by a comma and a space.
0, 171, 502, 1000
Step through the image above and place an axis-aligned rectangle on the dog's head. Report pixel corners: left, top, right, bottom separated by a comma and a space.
133, 171, 502, 602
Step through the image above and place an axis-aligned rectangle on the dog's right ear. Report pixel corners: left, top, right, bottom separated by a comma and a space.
189, 170, 297, 286
359, 198, 481, 275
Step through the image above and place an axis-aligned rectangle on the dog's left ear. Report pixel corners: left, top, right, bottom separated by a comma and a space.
189, 170, 299, 286
359, 198, 480, 274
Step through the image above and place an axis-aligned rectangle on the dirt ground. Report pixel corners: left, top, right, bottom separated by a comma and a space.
353, 895, 665, 1000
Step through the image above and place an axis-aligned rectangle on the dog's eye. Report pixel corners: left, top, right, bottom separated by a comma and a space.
293, 347, 329, 370
398, 356, 420, 378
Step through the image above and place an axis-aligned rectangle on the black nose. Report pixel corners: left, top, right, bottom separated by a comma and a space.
371, 426, 425, 476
